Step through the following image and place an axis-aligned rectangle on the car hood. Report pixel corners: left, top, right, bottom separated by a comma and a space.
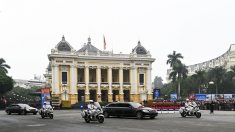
138, 107, 154, 110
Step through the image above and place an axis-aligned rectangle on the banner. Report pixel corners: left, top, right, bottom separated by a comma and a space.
41, 88, 51, 107
224, 94, 232, 100
170, 93, 177, 101
195, 94, 206, 101
153, 89, 160, 99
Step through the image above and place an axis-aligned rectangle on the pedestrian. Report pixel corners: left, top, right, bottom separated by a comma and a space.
210, 101, 214, 114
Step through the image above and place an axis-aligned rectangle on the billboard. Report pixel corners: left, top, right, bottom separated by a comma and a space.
170, 93, 177, 101
41, 88, 51, 107
153, 89, 160, 99
195, 94, 207, 101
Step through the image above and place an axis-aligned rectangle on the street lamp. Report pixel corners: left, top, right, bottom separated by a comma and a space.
209, 81, 214, 101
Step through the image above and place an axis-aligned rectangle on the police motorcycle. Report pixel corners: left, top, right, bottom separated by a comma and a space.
39, 103, 54, 119
179, 104, 201, 118
81, 101, 104, 123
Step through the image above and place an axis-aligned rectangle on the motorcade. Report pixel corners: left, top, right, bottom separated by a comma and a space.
5, 104, 38, 115
179, 105, 201, 118
81, 102, 104, 123
39, 107, 54, 119
102, 102, 158, 119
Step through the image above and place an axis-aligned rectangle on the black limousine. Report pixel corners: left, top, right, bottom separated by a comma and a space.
103, 102, 158, 119
5, 104, 38, 115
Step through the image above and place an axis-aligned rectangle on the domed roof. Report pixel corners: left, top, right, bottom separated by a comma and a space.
56, 36, 73, 52
132, 41, 147, 55
77, 37, 101, 53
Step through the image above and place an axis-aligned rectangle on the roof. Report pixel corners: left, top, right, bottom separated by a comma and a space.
55, 35, 74, 52
77, 37, 101, 53
132, 41, 148, 55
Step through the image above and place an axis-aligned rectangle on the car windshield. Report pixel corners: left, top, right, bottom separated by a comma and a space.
18, 104, 30, 109
130, 102, 142, 108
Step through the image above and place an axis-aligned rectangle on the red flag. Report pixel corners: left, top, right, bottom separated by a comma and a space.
103, 35, 106, 50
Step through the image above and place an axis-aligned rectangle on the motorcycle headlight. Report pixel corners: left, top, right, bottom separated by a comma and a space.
142, 110, 149, 113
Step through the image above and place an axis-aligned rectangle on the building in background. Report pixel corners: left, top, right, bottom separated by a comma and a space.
14, 75, 46, 89
45, 36, 155, 107
167, 44, 235, 81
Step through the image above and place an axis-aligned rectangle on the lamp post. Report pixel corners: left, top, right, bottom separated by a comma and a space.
209, 81, 214, 101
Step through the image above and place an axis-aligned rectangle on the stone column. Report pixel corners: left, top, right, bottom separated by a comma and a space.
119, 67, 124, 102
108, 66, 113, 102
52, 64, 60, 94
85, 66, 90, 102
70, 65, 78, 104
96, 66, 101, 102
146, 66, 153, 100
130, 65, 138, 102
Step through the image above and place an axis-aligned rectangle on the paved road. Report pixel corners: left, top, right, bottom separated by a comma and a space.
0, 110, 235, 132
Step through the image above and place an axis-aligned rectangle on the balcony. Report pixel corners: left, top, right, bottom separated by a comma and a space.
101, 82, 109, 87
112, 82, 120, 87
77, 82, 85, 87
123, 82, 131, 88
89, 82, 98, 87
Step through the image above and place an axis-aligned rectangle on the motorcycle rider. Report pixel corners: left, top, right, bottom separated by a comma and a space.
87, 100, 97, 118
43, 102, 52, 110
185, 99, 192, 112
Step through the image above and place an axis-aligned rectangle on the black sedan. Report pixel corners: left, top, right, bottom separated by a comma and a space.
5, 104, 38, 115
103, 102, 158, 119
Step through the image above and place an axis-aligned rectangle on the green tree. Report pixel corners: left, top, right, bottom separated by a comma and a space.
0, 73, 14, 96
191, 70, 206, 94
208, 66, 226, 94
0, 58, 11, 75
166, 51, 183, 67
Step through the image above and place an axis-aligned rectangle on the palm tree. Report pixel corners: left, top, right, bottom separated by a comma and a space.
169, 63, 188, 99
208, 66, 226, 95
166, 51, 183, 67
192, 70, 206, 94
0, 58, 10, 74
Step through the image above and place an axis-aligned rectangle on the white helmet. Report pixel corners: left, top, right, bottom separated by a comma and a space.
186, 99, 189, 101
89, 100, 94, 103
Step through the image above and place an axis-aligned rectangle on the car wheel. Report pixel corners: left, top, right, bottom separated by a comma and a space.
6, 111, 11, 115
33, 112, 37, 115
150, 115, 156, 119
104, 111, 109, 118
136, 112, 143, 119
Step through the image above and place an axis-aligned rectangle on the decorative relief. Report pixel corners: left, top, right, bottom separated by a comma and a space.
61, 65, 68, 71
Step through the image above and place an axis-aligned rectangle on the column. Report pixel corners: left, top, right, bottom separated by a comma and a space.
108, 66, 113, 102
52, 64, 60, 94
130, 65, 138, 102
85, 65, 90, 102
146, 66, 153, 100
119, 67, 124, 102
70, 65, 78, 104
96, 66, 101, 102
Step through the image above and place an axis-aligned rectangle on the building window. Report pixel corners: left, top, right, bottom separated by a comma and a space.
77, 68, 84, 83
62, 72, 67, 84
139, 74, 144, 85
123, 69, 130, 83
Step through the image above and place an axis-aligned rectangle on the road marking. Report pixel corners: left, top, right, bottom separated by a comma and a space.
27, 124, 46, 127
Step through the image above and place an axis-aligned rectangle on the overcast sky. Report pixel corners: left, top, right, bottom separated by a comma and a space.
1, 0, 235, 83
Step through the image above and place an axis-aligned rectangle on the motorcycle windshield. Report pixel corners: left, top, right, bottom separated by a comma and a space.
94, 102, 101, 109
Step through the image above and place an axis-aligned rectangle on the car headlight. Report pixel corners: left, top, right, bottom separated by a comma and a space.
142, 110, 149, 113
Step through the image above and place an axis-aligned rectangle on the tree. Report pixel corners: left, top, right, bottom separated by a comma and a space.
0, 73, 14, 96
0, 58, 13, 96
0, 58, 11, 75
208, 66, 226, 95
191, 70, 206, 93
166, 51, 183, 67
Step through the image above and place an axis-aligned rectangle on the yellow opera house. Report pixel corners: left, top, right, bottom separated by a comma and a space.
44, 36, 155, 107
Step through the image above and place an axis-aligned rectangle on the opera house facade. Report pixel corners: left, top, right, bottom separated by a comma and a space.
45, 36, 155, 106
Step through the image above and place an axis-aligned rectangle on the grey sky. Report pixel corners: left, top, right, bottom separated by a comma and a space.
1, 0, 235, 82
